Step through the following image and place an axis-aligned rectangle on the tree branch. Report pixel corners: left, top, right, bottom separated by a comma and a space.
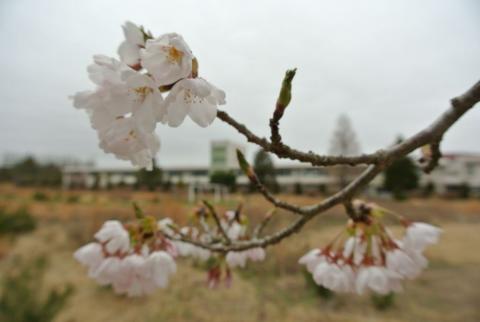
202, 200, 231, 245
184, 79, 480, 253
217, 109, 384, 167
253, 209, 275, 238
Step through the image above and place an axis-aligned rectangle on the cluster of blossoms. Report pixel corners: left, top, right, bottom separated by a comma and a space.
221, 210, 266, 269
71, 21, 225, 170
74, 219, 177, 297
75, 205, 266, 295
299, 200, 441, 295
164, 207, 266, 288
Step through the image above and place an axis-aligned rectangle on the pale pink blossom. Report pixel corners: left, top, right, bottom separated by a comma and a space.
164, 78, 225, 128
146, 251, 177, 288
118, 21, 145, 68
73, 242, 104, 276
403, 222, 442, 251
140, 33, 194, 86
386, 248, 423, 279
298, 249, 324, 273
313, 262, 355, 293
226, 247, 266, 268
92, 257, 123, 286
112, 254, 154, 297
94, 220, 130, 254
355, 266, 402, 295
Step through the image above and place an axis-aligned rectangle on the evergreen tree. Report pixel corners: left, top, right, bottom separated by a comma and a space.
210, 171, 236, 191
136, 158, 162, 191
383, 138, 419, 199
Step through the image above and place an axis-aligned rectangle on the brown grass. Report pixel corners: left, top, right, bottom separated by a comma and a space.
1, 184, 480, 322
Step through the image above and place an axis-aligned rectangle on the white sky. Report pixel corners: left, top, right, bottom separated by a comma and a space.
1, 0, 479, 168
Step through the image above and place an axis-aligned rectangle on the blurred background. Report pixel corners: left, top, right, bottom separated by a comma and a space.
0, 1, 479, 321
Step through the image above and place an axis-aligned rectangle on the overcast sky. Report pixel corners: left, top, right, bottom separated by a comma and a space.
1, 0, 479, 168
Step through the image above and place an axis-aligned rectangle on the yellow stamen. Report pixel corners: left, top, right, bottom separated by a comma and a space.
167, 46, 183, 64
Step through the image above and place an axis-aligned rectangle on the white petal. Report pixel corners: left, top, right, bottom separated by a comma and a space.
188, 100, 217, 127
122, 21, 144, 46
166, 96, 190, 127
118, 41, 140, 66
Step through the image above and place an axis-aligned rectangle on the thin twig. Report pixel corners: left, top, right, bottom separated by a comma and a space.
202, 200, 231, 245
253, 209, 276, 238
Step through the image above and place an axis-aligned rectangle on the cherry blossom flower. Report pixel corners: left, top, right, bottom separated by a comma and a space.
146, 251, 177, 288
313, 262, 355, 293
112, 254, 154, 296
403, 222, 442, 251
71, 55, 165, 169
118, 21, 146, 69
299, 249, 324, 273
385, 248, 423, 279
226, 247, 266, 268
355, 266, 402, 295
98, 116, 160, 170
75, 216, 179, 297
164, 78, 226, 127
72, 55, 132, 119
73, 242, 104, 277
92, 257, 123, 286
140, 33, 194, 86
299, 201, 441, 295
72, 25, 227, 170
94, 220, 131, 254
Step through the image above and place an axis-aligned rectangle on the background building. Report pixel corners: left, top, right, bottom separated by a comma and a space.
61, 143, 480, 197
210, 141, 246, 172
420, 153, 480, 197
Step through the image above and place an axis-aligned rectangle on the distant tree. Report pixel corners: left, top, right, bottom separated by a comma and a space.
252, 149, 278, 192
210, 171, 236, 191
3, 157, 62, 187
135, 159, 162, 191
383, 137, 419, 199
329, 114, 361, 188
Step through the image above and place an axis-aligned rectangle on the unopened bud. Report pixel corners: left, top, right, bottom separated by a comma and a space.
236, 149, 256, 179
132, 202, 145, 219
275, 68, 297, 117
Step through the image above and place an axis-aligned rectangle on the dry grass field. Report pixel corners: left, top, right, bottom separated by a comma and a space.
1, 184, 480, 322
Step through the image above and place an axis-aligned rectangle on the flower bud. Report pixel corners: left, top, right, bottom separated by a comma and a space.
132, 202, 145, 219
236, 149, 255, 179
275, 68, 297, 118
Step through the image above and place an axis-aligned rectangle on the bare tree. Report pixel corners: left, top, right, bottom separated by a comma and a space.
328, 114, 361, 188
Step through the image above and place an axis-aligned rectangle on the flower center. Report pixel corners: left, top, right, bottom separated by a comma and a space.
183, 89, 203, 104
124, 129, 137, 142
166, 46, 183, 64
133, 87, 153, 102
